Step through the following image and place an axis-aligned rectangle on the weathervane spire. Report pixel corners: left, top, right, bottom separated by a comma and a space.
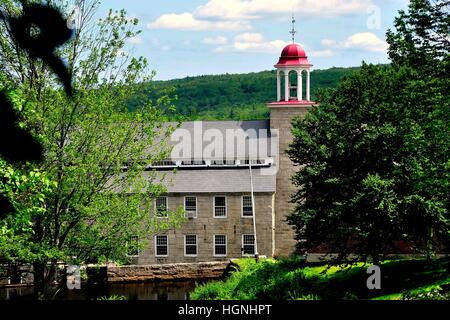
289, 13, 296, 43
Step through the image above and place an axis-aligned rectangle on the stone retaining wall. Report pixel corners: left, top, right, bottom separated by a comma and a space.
107, 261, 230, 283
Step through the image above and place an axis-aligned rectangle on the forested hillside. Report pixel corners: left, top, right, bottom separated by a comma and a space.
128, 66, 361, 120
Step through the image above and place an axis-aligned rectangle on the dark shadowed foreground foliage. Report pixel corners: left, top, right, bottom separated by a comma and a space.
191, 257, 450, 300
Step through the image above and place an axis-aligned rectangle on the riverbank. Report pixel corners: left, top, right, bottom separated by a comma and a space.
191, 257, 450, 300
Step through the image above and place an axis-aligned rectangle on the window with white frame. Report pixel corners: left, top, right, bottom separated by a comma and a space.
184, 196, 197, 218
151, 160, 176, 167
242, 159, 265, 165
214, 196, 227, 218
242, 196, 253, 217
214, 235, 227, 257
181, 160, 206, 166
184, 235, 198, 256
242, 234, 255, 255
210, 159, 236, 166
126, 236, 139, 257
155, 196, 168, 218
155, 235, 168, 256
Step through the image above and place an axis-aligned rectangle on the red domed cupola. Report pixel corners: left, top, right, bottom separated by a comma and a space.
275, 43, 311, 67
270, 15, 314, 104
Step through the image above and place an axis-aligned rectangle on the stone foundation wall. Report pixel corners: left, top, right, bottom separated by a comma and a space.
107, 261, 230, 283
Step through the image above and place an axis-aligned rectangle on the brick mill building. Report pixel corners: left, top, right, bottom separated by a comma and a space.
133, 41, 315, 265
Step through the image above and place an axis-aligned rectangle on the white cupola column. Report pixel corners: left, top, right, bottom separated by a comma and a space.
306, 70, 311, 101
284, 72, 289, 102
298, 71, 303, 101
277, 71, 281, 101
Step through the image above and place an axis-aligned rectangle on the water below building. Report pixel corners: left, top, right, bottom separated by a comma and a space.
0, 281, 198, 300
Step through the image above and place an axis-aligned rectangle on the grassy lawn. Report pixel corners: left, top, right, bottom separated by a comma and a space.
190, 257, 450, 300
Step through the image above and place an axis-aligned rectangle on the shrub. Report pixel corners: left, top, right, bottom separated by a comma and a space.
402, 288, 450, 300
191, 257, 450, 300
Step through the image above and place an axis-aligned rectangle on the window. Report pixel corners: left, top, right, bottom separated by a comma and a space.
155, 196, 168, 218
210, 159, 236, 166
151, 160, 176, 167
184, 196, 197, 218
242, 159, 265, 165
242, 234, 255, 255
214, 235, 227, 257
126, 236, 139, 257
155, 235, 168, 256
242, 196, 253, 217
181, 160, 206, 166
214, 196, 227, 218
184, 235, 198, 256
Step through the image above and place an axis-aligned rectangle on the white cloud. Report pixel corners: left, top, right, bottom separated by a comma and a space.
215, 33, 289, 53
148, 0, 373, 32
214, 33, 335, 57
194, 0, 259, 20
232, 39, 288, 53
148, 12, 250, 31
309, 49, 334, 57
342, 32, 388, 52
194, 0, 374, 21
321, 39, 337, 46
322, 32, 388, 53
202, 36, 228, 45
127, 36, 143, 45
234, 33, 264, 43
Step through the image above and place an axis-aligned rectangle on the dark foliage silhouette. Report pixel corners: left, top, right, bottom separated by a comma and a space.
7, 3, 73, 96
0, 3, 73, 218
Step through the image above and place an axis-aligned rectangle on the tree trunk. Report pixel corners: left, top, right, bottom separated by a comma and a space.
33, 262, 47, 300
33, 261, 57, 300
426, 226, 434, 262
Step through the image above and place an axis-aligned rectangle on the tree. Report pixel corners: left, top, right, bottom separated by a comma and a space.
387, 0, 449, 77
0, 0, 185, 298
386, 0, 449, 257
130, 67, 357, 121
287, 0, 449, 264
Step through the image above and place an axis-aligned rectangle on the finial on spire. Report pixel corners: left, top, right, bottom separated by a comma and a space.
289, 13, 296, 43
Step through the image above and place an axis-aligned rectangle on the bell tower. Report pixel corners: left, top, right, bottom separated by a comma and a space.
269, 16, 316, 257
275, 15, 313, 103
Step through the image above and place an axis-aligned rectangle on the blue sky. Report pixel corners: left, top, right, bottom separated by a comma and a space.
98, 0, 409, 80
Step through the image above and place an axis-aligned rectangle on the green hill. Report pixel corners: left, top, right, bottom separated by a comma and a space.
128, 66, 361, 121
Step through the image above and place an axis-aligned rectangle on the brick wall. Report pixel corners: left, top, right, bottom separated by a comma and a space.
137, 193, 274, 264
269, 105, 312, 257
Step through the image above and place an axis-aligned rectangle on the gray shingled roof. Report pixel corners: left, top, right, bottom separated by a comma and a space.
137, 121, 277, 193
145, 168, 276, 193
176, 120, 270, 134
148, 120, 274, 160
